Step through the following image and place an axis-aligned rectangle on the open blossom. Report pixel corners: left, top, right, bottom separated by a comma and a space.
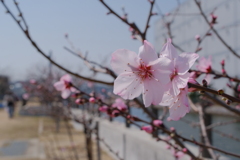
111, 40, 172, 107
112, 98, 127, 111
160, 39, 199, 96
160, 86, 190, 121
196, 56, 212, 73
54, 74, 77, 99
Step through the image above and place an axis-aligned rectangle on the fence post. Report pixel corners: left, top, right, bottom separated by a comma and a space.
96, 121, 102, 160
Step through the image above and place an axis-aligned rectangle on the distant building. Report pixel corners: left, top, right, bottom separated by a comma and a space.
155, 0, 240, 94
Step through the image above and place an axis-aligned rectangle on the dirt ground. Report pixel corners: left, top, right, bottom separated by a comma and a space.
0, 102, 113, 160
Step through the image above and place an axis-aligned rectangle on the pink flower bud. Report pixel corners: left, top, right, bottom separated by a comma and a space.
99, 105, 108, 113
222, 69, 226, 74
170, 127, 175, 132
153, 120, 163, 126
195, 35, 200, 41
75, 99, 82, 105
182, 148, 187, 153
221, 59, 225, 66
89, 97, 95, 103
141, 125, 153, 133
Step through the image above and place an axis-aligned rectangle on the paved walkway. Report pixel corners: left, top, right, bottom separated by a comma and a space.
0, 106, 45, 160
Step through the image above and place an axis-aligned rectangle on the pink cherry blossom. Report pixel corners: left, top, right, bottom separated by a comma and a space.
160, 87, 190, 121
89, 97, 95, 103
29, 79, 36, 84
160, 39, 199, 96
54, 74, 77, 99
99, 105, 108, 113
22, 93, 29, 100
196, 56, 212, 73
75, 98, 82, 105
141, 125, 153, 133
195, 35, 200, 41
111, 40, 172, 107
153, 120, 163, 126
112, 98, 127, 111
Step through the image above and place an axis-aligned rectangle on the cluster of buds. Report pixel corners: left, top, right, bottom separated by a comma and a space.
129, 27, 139, 40
141, 120, 163, 133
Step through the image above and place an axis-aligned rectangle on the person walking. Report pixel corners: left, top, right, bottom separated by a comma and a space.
3, 91, 16, 118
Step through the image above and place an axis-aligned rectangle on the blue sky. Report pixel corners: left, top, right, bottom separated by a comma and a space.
0, 0, 185, 81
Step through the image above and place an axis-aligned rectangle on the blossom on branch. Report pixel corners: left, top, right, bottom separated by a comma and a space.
112, 98, 127, 111
196, 56, 212, 73
160, 39, 199, 96
54, 74, 77, 99
111, 40, 172, 107
160, 87, 190, 121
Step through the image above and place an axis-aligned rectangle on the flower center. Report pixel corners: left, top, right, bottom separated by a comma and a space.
170, 68, 178, 81
64, 81, 72, 89
137, 63, 153, 80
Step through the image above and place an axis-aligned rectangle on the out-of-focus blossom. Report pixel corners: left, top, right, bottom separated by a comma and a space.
195, 35, 200, 41
75, 98, 82, 105
112, 98, 127, 111
111, 40, 172, 107
153, 120, 163, 126
54, 74, 77, 99
196, 56, 212, 73
29, 79, 37, 84
99, 105, 108, 113
141, 125, 153, 133
22, 93, 29, 100
89, 97, 95, 103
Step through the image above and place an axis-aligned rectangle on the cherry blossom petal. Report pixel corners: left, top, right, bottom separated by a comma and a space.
70, 87, 78, 93
168, 80, 180, 96
143, 79, 165, 107
179, 52, 199, 69
111, 49, 139, 75
60, 74, 72, 82
159, 92, 174, 106
61, 89, 71, 99
160, 39, 178, 60
138, 40, 158, 64
54, 81, 65, 91
175, 73, 190, 89
113, 72, 143, 99
169, 88, 190, 121
150, 57, 172, 84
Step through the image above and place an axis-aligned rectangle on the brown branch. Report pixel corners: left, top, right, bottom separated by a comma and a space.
206, 119, 240, 130
99, 0, 144, 41
1, 0, 113, 86
143, 0, 156, 38
204, 92, 240, 116
188, 82, 240, 104
194, 0, 240, 59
